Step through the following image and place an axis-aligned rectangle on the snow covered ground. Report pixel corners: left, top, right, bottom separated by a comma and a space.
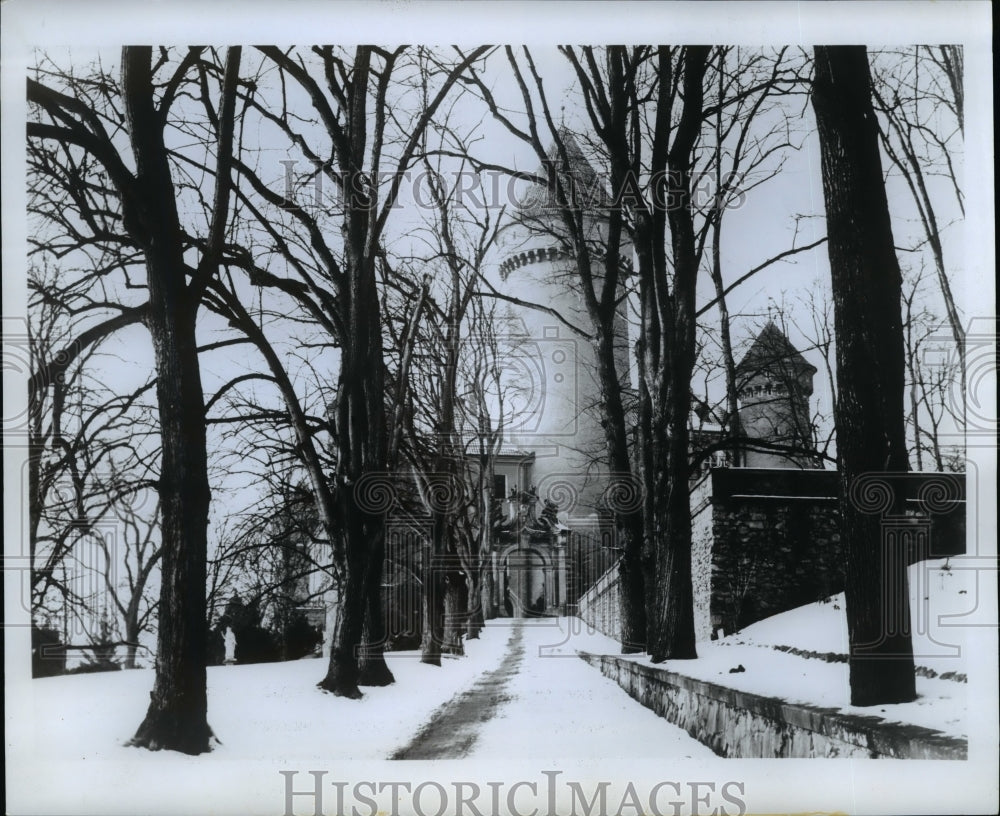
20, 617, 711, 766
14, 561, 972, 764
570, 558, 970, 738
5, 558, 982, 815
8, 626, 521, 814
463, 620, 715, 760
9, 617, 712, 815
26, 626, 516, 762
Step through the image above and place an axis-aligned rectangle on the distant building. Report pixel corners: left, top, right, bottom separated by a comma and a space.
483, 129, 631, 616
495, 128, 631, 517
304, 132, 964, 649
485, 137, 831, 622
735, 321, 822, 469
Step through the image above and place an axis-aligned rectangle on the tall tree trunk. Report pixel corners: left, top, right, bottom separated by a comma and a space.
421, 260, 462, 662
480, 554, 496, 622
601, 51, 648, 652
319, 537, 367, 698
205, 279, 379, 693
593, 322, 647, 654
465, 569, 484, 639
442, 571, 467, 655
420, 541, 443, 666
420, 493, 450, 665
615, 530, 646, 652
640, 46, 708, 664
319, 321, 385, 697
122, 46, 234, 754
358, 529, 394, 686
812, 45, 916, 706
317, 46, 392, 698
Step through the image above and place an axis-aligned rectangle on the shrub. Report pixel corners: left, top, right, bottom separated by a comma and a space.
283, 612, 322, 660
67, 657, 122, 674
235, 624, 281, 664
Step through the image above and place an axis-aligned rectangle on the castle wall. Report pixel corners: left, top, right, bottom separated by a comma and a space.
580, 468, 967, 644
705, 468, 966, 638
576, 561, 622, 641
708, 478, 843, 636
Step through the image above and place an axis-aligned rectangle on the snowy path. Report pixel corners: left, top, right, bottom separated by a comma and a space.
394, 618, 716, 760
392, 623, 525, 758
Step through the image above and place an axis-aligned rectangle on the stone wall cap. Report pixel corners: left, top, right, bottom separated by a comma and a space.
577, 650, 967, 760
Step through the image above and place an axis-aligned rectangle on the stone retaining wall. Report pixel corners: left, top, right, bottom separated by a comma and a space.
580, 652, 967, 759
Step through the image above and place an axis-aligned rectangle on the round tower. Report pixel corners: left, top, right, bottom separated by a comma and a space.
493, 131, 631, 519
735, 322, 820, 469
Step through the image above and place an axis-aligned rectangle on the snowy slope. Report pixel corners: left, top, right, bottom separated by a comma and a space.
571, 559, 969, 738
733, 557, 971, 674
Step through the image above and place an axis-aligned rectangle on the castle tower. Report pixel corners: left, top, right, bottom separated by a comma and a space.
494, 130, 631, 519
735, 322, 820, 469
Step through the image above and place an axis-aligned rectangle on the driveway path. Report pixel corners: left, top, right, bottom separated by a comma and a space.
391, 619, 714, 759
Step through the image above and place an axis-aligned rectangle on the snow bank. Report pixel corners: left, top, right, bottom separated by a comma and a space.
571, 560, 969, 739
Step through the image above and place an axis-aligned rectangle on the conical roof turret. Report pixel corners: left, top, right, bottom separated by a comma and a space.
736, 322, 816, 379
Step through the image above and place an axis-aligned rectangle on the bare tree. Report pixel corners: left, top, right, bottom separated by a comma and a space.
462, 45, 825, 660
26, 131, 153, 624
900, 264, 964, 471
698, 47, 818, 467
456, 294, 513, 637
97, 490, 163, 669
27, 262, 162, 671
871, 46, 964, 367
391, 158, 505, 658
625, 46, 710, 662
211, 45, 489, 696
812, 45, 916, 706
28, 45, 243, 752
460, 45, 648, 651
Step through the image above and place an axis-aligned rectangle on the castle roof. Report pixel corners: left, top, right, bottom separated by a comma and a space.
735, 322, 817, 378
518, 127, 611, 212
